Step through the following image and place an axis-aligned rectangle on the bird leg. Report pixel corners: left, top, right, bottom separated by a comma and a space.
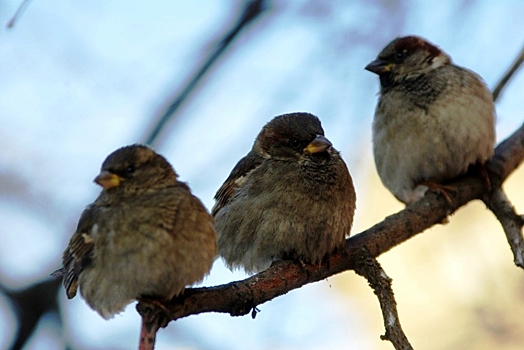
473, 162, 492, 191
420, 181, 455, 205
137, 296, 175, 325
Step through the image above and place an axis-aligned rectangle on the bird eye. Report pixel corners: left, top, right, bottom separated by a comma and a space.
395, 50, 406, 59
289, 139, 300, 148
126, 165, 136, 173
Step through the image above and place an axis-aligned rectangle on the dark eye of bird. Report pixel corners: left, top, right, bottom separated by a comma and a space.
395, 50, 406, 60
126, 165, 136, 174
289, 139, 300, 148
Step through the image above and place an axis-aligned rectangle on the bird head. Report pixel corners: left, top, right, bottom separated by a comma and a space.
365, 36, 451, 87
254, 112, 334, 162
94, 144, 177, 194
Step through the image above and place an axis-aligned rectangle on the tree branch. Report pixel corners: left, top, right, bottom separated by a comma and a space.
6, 0, 32, 29
484, 188, 524, 268
353, 248, 413, 350
481, 124, 524, 268
136, 122, 524, 328
4, 278, 62, 350
492, 42, 524, 102
143, 0, 269, 146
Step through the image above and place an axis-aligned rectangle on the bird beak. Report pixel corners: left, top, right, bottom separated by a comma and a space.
304, 135, 332, 154
94, 170, 123, 190
365, 59, 394, 74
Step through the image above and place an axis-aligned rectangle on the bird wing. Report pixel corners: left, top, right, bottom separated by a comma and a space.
212, 151, 263, 216
54, 205, 97, 299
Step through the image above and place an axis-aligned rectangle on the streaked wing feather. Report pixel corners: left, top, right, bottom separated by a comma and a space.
212, 151, 263, 216
60, 206, 97, 299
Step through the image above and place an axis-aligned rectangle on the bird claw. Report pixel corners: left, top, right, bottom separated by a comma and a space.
476, 163, 492, 191
137, 297, 177, 350
297, 258, 317, 280
421, 181, 455, 206
137, 296, 174, 328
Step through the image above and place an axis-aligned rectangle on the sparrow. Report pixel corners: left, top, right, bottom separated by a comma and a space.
213, 112, 356, 274
365, 35, 495, 204
52, 144, 217, 319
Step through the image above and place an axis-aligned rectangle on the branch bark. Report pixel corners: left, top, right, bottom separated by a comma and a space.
353, 248, 413, 350
137, 122, 524, 332
484, 188, 524, 268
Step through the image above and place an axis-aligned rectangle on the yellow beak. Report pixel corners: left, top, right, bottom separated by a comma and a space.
94, 170, 122, 190
304, 135, 332, 154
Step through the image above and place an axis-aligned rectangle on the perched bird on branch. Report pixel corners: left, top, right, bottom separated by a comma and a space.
366, 35, 495, 204
52, 144, 217, 319
213, 112, 356, 274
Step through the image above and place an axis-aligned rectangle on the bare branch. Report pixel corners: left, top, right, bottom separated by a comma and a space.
138, 312, 159, 350
484, 188, 524, 268
3, 278, 62, 349
487, 122, 524, 186
493, 42, 524, 102
6, 0, 32, 29
353, 248, 413, 350
143, 0, 269, 146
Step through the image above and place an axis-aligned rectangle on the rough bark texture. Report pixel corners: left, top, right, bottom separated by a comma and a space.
353, 248, 413, 350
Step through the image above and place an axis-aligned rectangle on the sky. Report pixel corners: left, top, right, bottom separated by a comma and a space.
0, 0, 523, 349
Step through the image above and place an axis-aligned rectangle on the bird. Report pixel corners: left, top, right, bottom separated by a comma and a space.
365, 35, 495, 204
52, 144, 217, 319
212, 112, 356, 274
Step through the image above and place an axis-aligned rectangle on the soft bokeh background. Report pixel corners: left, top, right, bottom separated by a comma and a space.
1, 0, 523, 349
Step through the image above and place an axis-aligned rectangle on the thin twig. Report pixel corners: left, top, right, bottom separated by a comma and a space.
143, 0, 268, 146
4, 278, 62, 349
6, 0, 32, 29
492, 42, 524, 102
484, 121, 524, 268
138, 314, 159, 350
484, 188, 524, 268
353, 248, 413, 350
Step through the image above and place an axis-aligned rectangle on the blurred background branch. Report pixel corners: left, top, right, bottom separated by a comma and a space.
143, 0, 269, 146
493, 42, 524, 102
3, 279, 62, 350
6, 0, 32, 28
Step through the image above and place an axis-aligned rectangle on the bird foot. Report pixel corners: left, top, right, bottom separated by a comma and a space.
136, 297, 176, 350
296, 258, 313, 279
421, 181, 455, 205
137, 296, 174, 328
476, 162, 492, 191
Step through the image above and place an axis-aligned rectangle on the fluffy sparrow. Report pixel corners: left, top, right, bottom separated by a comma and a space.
213, 112, 356, 274
53, 144, 217, 319
366, 36, 495, 204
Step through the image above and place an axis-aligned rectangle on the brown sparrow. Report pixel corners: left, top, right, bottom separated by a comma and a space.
213, 112, 356, 274
366, 36, 495, 204
52, 144, 217, 319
